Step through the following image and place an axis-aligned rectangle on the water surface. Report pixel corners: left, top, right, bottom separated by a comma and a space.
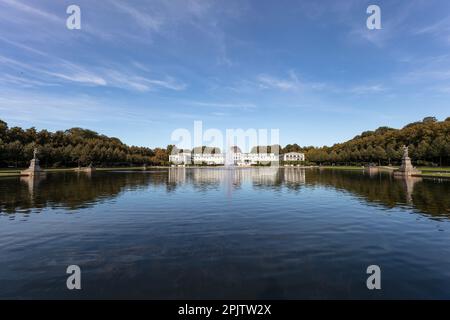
0, 168, 449, 299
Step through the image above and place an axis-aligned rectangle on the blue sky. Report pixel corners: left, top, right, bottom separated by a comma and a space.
0, 0, 449, 148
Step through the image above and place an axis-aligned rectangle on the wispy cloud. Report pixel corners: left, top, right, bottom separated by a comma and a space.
414, 17, 450, 44
257, 72, 302, 91
0, 89, 157, 126
47, 70, 108, 86
0, 0, 61, 23
349, 84, 387, 94
395, 54, 450, 86
403, 69, 450, 82
186, 101, 256, 109
0, 43, 186, 92
0, 90, 104, 125
110, 0, 163, 32
346, 1, 422, 47
415, 18, 448, 35
106, 0, 235, 65
0, 54, 108, 86
256, 70, 327, 92
0, 0, 110, 40
0, 73, 59, 88
102, 70, 186, 92
211, 112, 227, 117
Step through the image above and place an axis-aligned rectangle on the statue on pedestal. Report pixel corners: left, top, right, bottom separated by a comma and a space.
402, 145, 408, 158
21, 147, 45, 177
394, 145, 420, 177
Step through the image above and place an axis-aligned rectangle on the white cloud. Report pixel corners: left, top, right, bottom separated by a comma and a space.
258, 75, 299, 91
0, 73, 59, 88
0, 90, 156, 126
111, 0, 163, 32
47, 71, 108, 86
349, 84, 387, 94
0, 0, 61, 23
415, 18, 450, 35
412, 17, 450, 46
0, 54, 108, 87
187, 101, 256, 109
0, 50, 186, 92
257, 71, 302, 91
255, 70, 328, 93
101, 70, 186, 92
144, 76, 187, 91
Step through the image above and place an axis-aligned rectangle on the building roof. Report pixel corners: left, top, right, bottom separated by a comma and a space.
229, 146, 242, 153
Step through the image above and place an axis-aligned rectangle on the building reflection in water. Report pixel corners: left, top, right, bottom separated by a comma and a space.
283, 168, 306, 184
169, 167, 285, 187
166, 167, 306, 198
168, 167, 186, 184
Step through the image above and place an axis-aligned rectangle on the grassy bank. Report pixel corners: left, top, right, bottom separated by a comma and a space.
0, 166, 169, 177
2, 165, 450, 179
417, 167, 450, 173
0, 171, 21, 177
318, 166, 365, 170
416, 172, 450, 178
317, 165, 450, 179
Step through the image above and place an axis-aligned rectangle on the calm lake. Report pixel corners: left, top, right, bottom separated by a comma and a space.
0, 168, 449, 299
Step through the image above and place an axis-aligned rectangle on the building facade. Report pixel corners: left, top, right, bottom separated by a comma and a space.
170, 148, 305, 166
169, 151, 192, 165
192, 153, 225, 165
170, 150, 280, 166
233, 152, 279, 166
282, 152, 305, 162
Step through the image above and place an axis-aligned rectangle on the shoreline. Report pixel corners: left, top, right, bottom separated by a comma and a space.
1, 165, 450, 179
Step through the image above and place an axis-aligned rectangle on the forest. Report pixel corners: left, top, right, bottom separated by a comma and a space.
0, 119, 173, 167
0, 117, 449, 168
285, 117, 450, 166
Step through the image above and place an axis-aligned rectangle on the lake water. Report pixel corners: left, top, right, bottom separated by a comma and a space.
0, 168, 449, 299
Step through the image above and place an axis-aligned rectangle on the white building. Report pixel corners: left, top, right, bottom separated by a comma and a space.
192, 152, 279, 166
282, 152, 305, 162
169, 147, 288, 166
169, 151, 192, 165
234, 152, 279, 166
170, 147, 281, 166
193, 153, 225, 165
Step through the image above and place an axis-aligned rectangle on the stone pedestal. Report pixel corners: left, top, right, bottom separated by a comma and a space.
21, 157, 45, 177
394, 146, 420, 177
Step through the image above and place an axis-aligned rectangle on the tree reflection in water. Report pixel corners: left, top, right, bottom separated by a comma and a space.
1, 168, 449, 219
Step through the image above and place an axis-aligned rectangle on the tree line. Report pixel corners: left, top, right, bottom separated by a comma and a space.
298, 117, 450, 166
1, 117, 449, 168
232, 117, 450, 166
0, 120, 173, 168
